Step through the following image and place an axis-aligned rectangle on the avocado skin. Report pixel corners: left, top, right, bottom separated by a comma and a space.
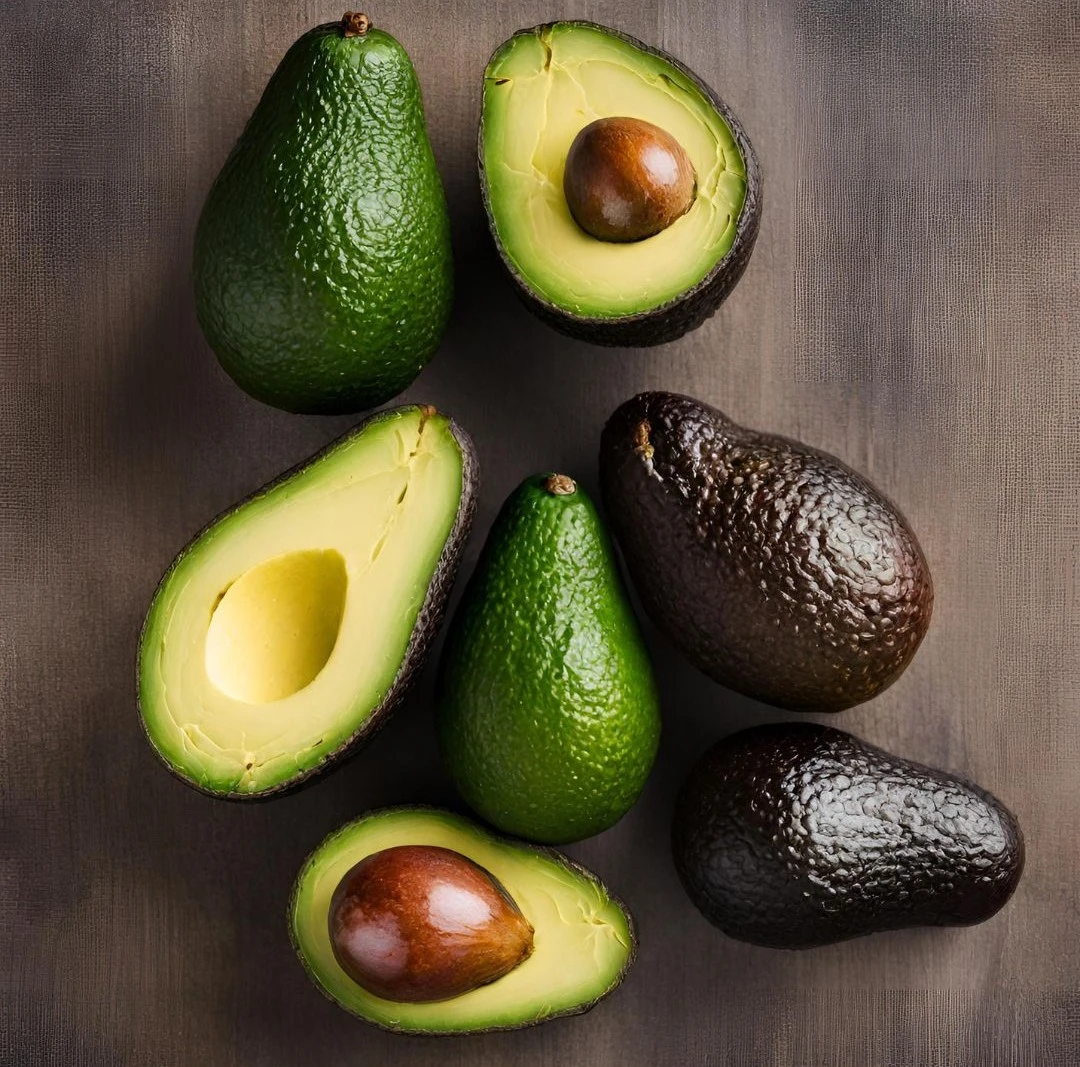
195, 22, 452, 414
478, 21, 762, 347
136, 405, 478, 800
289, 806, 637, 1034
437, 475, 660, 844
673, 724, 1025, 949
599, 392, 933, 712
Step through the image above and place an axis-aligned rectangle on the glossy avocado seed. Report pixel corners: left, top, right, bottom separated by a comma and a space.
563, 117, 696, 242
328, 845, 534, 1003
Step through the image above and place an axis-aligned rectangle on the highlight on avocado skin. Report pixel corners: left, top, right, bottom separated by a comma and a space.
479, 20, 762, 346
437, 473, 661, 844
194, 13, 453, 415
291, 808, 636, 1033
137, 405, 478, 799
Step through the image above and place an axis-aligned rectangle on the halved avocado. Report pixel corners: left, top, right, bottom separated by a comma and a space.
137, 406, 477, 799
290, 807, 635, 1033
479, 21, 761, 346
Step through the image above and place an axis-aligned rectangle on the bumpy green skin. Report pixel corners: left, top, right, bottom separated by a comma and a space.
195, 21, 453, 414
673, 724, 1025, 949
437, 476, 661, 844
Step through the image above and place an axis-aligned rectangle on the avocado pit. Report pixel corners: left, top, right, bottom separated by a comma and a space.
563, 117, 696, 242
328, 845, 535, 1003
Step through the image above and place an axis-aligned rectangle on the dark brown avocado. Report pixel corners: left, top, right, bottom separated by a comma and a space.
599, 391, 933, 712
672, 723, 1025, 949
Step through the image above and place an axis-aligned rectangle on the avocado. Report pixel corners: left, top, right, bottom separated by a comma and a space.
600, 392, 933, 712
672, 723, 1025, 949
479, 21, 761, 346
437, 474, 660, 843
194, 13, 453, 415
138, 405, 477, 798
290, 807, 635, 1032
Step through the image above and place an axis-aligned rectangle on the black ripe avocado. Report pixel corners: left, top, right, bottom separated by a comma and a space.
194, 13, 453, 415
479, 21, 761, 346
137, 405, 477, 798
437, 474, 660, 844
672, 724, 1025, 949
290, 807, 636, 1033
600, 392, 933, 712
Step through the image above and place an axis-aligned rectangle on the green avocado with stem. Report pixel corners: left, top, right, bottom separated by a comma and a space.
194, 12, 453, 415
437, 474, 661, 844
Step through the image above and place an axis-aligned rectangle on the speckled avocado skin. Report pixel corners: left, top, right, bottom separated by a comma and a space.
195, 19, 452, 415
672, 724, 1024, 949
437, 475, 661, 844
599, 392, 933, 712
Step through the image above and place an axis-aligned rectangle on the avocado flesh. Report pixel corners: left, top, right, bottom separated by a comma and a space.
290, 808, 634, 1033
482, 22, 747, 319
139, 408, 469, 797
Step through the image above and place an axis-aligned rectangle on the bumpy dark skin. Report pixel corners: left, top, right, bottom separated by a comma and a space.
195, 15, 452, 414
600, 392, 933, 712
673, 723, 1025, 949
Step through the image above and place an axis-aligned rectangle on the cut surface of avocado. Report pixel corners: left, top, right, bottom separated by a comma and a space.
290, 808, 634, 1033
482, 22, 748, 319
138, 407, 472, 797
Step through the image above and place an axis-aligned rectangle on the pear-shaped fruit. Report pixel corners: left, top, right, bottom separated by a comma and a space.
600, 391, 933, 712
194, 13, 453, 414
673, 723, 1024, 948
437, 474, 660, 844
329, 845, 534, 1003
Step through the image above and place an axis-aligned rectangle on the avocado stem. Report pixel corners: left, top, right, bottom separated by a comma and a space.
341, 11, 371, 36
544, 474, 576, 496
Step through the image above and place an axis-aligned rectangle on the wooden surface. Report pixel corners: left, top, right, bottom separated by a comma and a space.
2, 1, 1078, 1064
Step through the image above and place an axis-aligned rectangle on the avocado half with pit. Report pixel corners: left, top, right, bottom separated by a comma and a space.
137, 405, 477, 798
479, 21, 761, 346
290, 807, 635, 1033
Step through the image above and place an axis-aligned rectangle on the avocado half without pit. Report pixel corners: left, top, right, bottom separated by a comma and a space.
137, 405, 477, 798
479, 21, 761, 346
291, 808, 635, 1033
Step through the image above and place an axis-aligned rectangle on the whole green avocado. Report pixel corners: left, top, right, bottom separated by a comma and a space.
673, 723, 1025, 949
437, 474, 661, 844
600, 391, 933, 712
194, 13, 453, 415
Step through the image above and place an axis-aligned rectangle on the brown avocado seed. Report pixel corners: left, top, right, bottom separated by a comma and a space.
328, 845, 535, 1003
563, 116, 696, 242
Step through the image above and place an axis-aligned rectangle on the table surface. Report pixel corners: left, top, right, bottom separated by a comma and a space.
3, 1, 1078, 1064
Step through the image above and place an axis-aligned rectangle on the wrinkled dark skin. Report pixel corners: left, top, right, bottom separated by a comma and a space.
672, 723, 1025, 949
600, 392, 934, 712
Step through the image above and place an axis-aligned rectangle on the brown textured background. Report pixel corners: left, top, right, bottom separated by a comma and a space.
2, 0, 1078, 1064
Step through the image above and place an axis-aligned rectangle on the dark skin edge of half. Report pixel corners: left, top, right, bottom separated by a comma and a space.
135, 405, 479, 801
288, 806, 639, 1034
478, 20, 763, 347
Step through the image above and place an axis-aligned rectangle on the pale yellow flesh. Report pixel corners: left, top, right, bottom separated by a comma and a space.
140, 410, 462, 794
483, 23, 747, 317
291, 810, 633, 1032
